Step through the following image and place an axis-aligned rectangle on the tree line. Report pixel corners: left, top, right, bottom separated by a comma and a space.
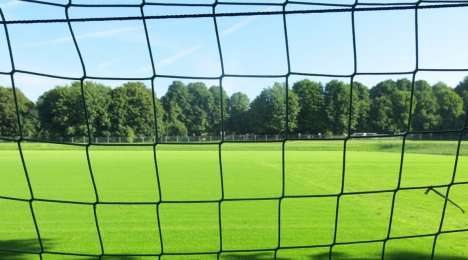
1, 77, 468, 138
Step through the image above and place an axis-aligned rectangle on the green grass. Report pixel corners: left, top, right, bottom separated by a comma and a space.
1, 139, 468, 259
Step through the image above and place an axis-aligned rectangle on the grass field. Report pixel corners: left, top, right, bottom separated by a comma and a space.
1, 138, 468, 259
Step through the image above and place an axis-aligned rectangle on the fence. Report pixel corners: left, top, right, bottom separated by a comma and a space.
1, 132, 462, 144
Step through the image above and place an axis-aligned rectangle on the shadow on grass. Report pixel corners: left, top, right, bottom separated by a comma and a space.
221, 252, 273, 259
221, 251, 468, 260
1, 240, 467, 260
0, 240, 144, 259
286, 251, 468, 260
0, 239, 43, 259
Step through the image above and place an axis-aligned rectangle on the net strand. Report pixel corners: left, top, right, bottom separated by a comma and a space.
329, 1, 357, 259
0, 7, 45, 260
3, 1, 468, 25
212, 2, 226, 259
381, 2, 421, 258
64, 4, 106, 258
430, 107, 468, 258
139, 1, 166, 255
0, 0, 468, 259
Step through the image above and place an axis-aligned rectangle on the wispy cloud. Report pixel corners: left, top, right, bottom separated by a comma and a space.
154, 7, 275, 70
0, 0, 23, 10
18, 26, 143, 49
96, 58, 120, 72
12, 6, 275, 78
220, 15, 258, 37
220, 6, 276, 37
158, 44, 202, 68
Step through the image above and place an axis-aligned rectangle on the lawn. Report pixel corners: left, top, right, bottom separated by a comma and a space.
0, 138, 468, 259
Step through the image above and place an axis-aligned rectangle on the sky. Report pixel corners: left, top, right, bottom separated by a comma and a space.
0, 0, 467, 101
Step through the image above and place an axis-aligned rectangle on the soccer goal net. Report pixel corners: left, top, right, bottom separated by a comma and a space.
1, 0, 468, 259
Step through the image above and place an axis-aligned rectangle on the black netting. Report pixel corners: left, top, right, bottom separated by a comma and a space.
1, 0, 468, 259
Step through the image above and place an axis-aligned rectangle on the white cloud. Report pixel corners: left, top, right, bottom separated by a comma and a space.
96, 58, 120, 73
220, 6, 276, 37
220, 15, 258, 37
18, 26, 143, 49
154, 8, 275, 70
157, 44, 202, 68
0, 0, 23, 10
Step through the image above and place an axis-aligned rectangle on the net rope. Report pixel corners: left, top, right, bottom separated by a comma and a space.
1, 0, 468, 259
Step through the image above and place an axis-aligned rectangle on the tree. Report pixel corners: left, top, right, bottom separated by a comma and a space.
411, 80, 439, 131
186, 82, 215, 135
37, 83, 86, 137
249, 83, 299, 134
83, 81, 112, 137
455, 76, 468, 113
209, 86, 229, 135
165, 120, 187, 136
324, 80, 350, 135
36, 81, 113, 138
226, 92, 250, 134
0, 87, 37, 137
109, 82, 157, 137
369, 79, 412, 134
433, 82, 464, 130
287, 89, 300, 133
352, 82, 370, 132
14, 76, 468, 138
161, 81, 190, 136
292, 80, 325, 134
154, 96, 166, 137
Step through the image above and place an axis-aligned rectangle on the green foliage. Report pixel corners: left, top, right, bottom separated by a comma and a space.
288, 88, 300, 133
455, 76, 468, 113
186, 82, 215, 135
4, 76, 468, 139
433, 82, 464, 130
154, 97, 166, 137
0, 87, 37, 137
166, 120, 188, 136
227, 92, 250, 134
109, 82, 155, 137
83, 81, 112, 137
412, 80, 440, 131
249, 83, 299, 134
37, 83, 86, 138
325, 80, 350, 135
352, 82, 370, 132
209, 86, 229, 134
0, 87, 18, 137
162, 81, 190, 136
369, 79, 412, 134
292, 80, 325, 134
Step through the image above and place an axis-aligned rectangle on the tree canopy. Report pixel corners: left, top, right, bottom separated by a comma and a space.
0, 77, 466, 139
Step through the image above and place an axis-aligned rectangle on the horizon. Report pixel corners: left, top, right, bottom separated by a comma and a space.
2, 75, 468, 103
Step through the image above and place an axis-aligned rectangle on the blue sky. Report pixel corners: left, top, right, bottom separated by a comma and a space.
0, 0, 467, 101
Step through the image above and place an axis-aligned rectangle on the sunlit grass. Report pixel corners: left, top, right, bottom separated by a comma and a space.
0, 140, 467, 259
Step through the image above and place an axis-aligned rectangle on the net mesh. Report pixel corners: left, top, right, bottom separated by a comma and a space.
1, 0, 468, 259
